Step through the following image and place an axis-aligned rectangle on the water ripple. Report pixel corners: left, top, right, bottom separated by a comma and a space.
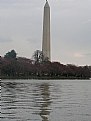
1, 80, 91, 121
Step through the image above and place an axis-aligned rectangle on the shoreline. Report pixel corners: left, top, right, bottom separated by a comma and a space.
1, 76, 90, 80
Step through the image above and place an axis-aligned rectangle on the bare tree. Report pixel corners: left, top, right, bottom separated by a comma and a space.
32, 50, 44, 64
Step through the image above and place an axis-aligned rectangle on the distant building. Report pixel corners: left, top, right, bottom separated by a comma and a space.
42, 0, 51, 61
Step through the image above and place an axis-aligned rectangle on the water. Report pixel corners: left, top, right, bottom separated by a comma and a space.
1, 79, 91, 121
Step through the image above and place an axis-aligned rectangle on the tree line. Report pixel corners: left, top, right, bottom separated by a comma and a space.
0, 50, 91, 79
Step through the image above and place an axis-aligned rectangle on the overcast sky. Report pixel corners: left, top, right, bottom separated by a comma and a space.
0, 0, 91, 65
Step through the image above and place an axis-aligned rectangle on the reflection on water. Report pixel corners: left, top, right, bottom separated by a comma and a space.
1, 80, 91, 121
1, 80, 52, 121
31, 83, 51, 121
39, 83, 51, 121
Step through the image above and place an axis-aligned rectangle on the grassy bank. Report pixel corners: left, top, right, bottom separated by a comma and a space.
1, 75, 90, 80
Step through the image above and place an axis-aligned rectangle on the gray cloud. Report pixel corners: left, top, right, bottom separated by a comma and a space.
0, 37, 12, 43
84, 53, 91, 56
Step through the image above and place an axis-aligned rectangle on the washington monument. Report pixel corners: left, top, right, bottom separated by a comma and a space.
42, 0, 51, 61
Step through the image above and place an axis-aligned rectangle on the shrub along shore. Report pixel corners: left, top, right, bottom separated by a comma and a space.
0, 56, 91, 80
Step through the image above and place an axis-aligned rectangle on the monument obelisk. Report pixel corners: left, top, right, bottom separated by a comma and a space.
42, 0, 51, 61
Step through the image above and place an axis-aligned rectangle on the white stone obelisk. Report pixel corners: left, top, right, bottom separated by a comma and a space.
42, 0, 51, 61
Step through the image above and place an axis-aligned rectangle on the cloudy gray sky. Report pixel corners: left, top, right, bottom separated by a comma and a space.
0, 0, 91, 65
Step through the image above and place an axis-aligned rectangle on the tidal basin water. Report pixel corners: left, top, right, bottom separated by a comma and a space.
1, 79, 91, 121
